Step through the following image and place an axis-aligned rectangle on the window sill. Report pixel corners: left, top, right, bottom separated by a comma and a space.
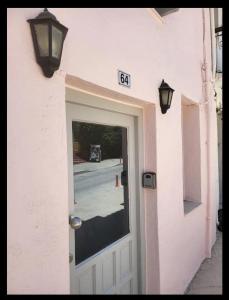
183, 200, 201, 215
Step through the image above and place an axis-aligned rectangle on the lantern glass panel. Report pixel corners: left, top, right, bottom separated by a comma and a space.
168, 90, 173, 106
34, 24, 49, 56
161, 89, 169, 105
52, 25, 63, 59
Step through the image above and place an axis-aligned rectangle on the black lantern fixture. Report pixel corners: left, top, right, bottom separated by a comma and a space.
158, 80, 175, 114
27, 8, 68, 78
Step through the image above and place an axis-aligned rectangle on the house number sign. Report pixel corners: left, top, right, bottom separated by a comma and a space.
118, 70, 131, 88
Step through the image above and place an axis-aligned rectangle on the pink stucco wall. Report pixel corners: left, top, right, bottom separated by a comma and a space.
7, 9, 70, 294
7, 8, 219, 294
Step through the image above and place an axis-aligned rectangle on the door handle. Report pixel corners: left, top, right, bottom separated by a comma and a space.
69, 215, 82, 230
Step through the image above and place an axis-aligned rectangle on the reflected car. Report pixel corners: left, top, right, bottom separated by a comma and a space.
89, 145, 102, 162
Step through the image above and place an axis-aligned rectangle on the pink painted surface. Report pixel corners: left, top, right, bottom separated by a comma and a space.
7, 8, 219, 294
7, 8, 70, 294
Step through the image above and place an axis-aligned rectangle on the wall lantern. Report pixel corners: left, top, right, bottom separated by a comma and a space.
27, 8, 68, 78
158, 79, 175, 114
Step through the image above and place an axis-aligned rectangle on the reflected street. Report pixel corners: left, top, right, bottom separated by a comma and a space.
74, 160, 124, 221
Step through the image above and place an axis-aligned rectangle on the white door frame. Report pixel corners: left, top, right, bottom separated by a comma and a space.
66, 87, 146, 294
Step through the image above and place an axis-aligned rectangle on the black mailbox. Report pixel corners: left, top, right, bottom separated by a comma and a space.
142, 172, 156, 189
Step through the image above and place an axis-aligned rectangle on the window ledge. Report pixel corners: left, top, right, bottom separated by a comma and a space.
183, 200, 201, 215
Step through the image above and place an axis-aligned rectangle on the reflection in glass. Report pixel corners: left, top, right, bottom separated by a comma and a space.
52, 26, 63, 59
72, 122, 129, 265
34, 24, 49, 56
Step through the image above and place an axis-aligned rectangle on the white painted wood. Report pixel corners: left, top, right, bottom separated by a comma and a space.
65, 87, 144, 117
66, 101, 139, 294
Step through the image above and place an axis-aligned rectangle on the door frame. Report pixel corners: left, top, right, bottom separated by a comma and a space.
66, 86, 146, 294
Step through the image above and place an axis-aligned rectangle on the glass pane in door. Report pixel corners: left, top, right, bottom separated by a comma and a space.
72, 122, 130, 265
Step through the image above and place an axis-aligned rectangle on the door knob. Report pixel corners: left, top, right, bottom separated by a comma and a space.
69, 215, 82, 230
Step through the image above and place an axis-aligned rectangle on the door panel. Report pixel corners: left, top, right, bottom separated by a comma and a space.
67, 102, 138, 294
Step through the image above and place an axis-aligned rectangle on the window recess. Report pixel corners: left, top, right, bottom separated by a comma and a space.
181, 98, 201, 215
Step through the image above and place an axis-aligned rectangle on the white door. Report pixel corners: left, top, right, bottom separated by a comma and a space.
66, 102, 139, 294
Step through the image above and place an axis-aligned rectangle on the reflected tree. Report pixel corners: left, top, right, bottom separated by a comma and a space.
72, 122, 122, 160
